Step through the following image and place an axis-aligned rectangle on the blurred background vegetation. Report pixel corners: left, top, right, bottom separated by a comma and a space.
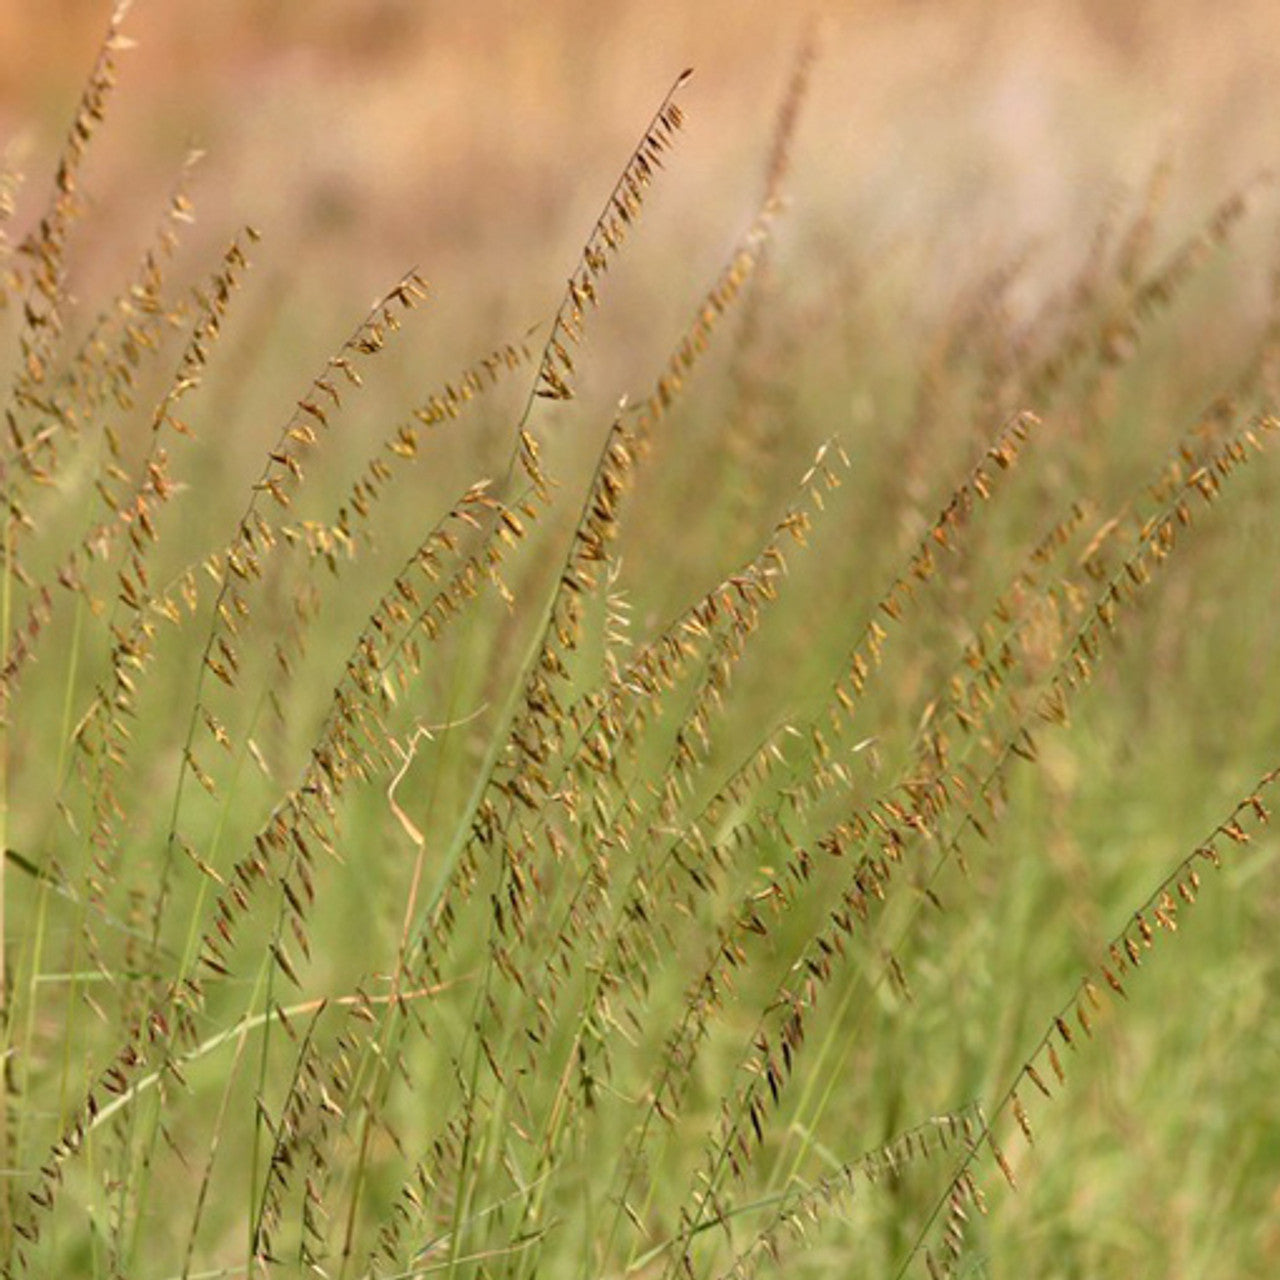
4, 0, 1278, 328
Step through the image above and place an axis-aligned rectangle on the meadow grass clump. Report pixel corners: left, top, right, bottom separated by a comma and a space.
1, 7, 1279, 1278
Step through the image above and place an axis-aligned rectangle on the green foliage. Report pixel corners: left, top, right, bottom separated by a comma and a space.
2, 10, 1278, 1279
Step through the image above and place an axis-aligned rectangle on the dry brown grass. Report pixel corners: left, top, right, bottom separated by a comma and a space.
2, 5, 1279, 1278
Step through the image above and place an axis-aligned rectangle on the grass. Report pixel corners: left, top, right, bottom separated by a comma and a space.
2, 5, 1279, 1277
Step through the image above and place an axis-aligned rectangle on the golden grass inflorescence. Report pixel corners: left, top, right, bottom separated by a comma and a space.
2, 7, 1279, 1279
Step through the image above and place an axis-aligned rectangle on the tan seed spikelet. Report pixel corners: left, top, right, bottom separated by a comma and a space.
8, 2, 133, 413
633, 419, 1081, 1276
48, 230, 259, 972
508, 451, 831, 1083
428, 185, 782, 969
883, 412, 1280, 942
501, 68, 694, 491
375, 431, 842, 1268
644, 414, 1038, 943
29, 474, 521, 1245
903, 768, 1280, 1280
153, 268, 429, 911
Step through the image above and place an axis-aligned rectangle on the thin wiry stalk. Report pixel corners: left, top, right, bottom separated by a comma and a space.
899, 766, 1280, 1278
147, 268, 429, 970
500, 67, 694, 491
1026, 171, 1275, 405
676, 410, 1279, 1280
715, 1105, 983, 1280
499, 450, 840, 1277
214, 85, 713, 1272
888, 414, 1278, 956
751, 393, 1270, 1199
352, 209, 780, 1275
656, 411, 1040, 915
722, 22, 819, 548
75, 227, 259, 929
584, 414, 1038, 1275
3, 2, 133, 492
13, 471, 526, 1252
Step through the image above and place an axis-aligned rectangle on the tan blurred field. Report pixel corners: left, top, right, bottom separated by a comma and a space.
5, 1, 1279, 306
5, 0, 1277, 484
